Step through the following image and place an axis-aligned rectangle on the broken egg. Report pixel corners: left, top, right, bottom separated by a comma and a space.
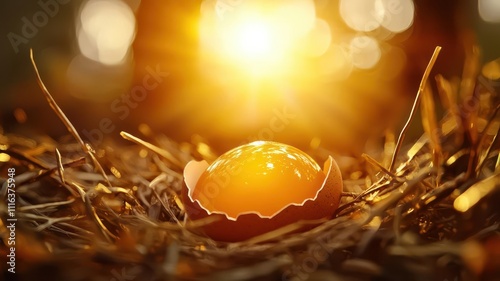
182, 141, 343, 242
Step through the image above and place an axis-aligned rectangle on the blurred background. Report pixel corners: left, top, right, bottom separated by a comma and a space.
0, 0, 499, 156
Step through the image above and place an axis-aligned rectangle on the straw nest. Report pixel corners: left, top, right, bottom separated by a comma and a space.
1, 47, 499, 281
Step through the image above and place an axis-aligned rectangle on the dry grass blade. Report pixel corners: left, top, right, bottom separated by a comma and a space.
371, 166, 433, 216
26, 158, 85, 197
30, 49, 111, 186
14, 156, 85, 190
460, 46, 480, 102
362, 153, 397, 178
435, 74, 457, 111
120, 131, 183, 168
55, 148, 66, 185
85, 143, 111, 186
2, 147, 48, 169
420, 83, 443, 185
30, 49, 87, 154
337, 177, 395, 213
21, 213, 84, 231
417, 172, 467, 213
152, 188, 181, 226
35, 216, 84, 232
383, 129, 396, 168
390, 46, 442, 172
476, 104, 500, 175
460, 46, 481, 178
435, 74, 463, 141
496, 153, 500, 172
19, 199, 75, 211
405, 134, 428, 162
239, 218, 329, 246
84, 193, 117, 242
453, 173, 500, 213
67, 181, 87, 202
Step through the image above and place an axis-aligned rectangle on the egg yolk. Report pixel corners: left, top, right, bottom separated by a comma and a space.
192, 141, 326, 218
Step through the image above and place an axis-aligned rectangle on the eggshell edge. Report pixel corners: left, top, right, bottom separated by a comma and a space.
183, 156, 341, 221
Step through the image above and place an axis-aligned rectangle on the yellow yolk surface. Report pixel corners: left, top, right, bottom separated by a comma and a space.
192, 141, 326, 218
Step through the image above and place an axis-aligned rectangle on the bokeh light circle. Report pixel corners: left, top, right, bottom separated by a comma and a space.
375, 0, 414, 33
77, 0, 136, 65
340, 0, 380, 32
349, 35, 381, 69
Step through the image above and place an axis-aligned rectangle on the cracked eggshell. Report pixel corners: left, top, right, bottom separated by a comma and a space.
182, 148, 343, 243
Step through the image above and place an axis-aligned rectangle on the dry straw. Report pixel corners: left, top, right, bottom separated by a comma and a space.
0, 46, 498, 280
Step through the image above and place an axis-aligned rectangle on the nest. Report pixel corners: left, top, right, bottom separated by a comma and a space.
1, 47, 499, 281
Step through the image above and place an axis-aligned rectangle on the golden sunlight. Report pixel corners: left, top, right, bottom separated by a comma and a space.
236, 22, 271, 58
226, 19, 274, 61
200, 0, 319, 76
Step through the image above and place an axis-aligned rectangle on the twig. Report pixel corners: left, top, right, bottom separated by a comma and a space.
30, 49, 111, 187
16, 157, 86, 189
85, 143, 112, 186
84, 193, 117, 242
420, 83, 443, 186
475, 104, 500, 175
55, 148, 66, 185
30, 49, 87, 153
21, 213, 84, 232
19, 198, 75, 211
120, 131, 183, 168
389, 47, 442, 172
362, 153, 398, 178
2, 147, 48, 169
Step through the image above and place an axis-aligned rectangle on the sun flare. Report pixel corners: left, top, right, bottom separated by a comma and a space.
233, 21, 273, 60
200, 0, 319, 76
219, 16, 290, 74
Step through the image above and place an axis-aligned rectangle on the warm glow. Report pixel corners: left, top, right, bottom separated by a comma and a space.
349, 35, 381, 69
338, 0, 414, 71
200, 0, 321, 76
340, 0, 381, 32
321, 44, 353, 80
236, 22, 272, 58
273, 0, 316, 37
183, 142, 343, 242
454, 175, 497, 213
454, 190, 480, 213
193, 141, 326, 217
340, 0, 414, 33
224, 18, 275, 62
482, 58, 500, 80
300, 19, 332, 57
375, 0, 414, 33
0, 153, 10, 163
77, 0, 136, 65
